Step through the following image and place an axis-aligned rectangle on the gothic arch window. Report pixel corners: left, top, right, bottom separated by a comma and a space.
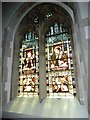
45, 22, 76, 98
18, 31, 39, 97
17, 3, 76, 99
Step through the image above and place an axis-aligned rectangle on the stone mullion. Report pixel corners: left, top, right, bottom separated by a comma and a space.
38, 23, 47, 102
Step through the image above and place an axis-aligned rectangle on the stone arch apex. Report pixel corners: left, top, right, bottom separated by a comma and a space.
8, 2, 75, 31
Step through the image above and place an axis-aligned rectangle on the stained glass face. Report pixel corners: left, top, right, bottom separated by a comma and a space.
18, 32, 39, 97
45, 23, 76, 98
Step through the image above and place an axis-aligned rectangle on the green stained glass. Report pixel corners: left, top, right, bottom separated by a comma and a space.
57, 35, 63, 42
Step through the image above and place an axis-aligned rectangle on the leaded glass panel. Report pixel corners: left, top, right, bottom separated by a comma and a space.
18, 32, 39, 97
45, 23, 76, 98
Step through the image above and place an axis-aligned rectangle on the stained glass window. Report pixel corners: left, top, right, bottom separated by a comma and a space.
45, 23, 76, 98
45, 12, 52, 19
18, 32, 39, 97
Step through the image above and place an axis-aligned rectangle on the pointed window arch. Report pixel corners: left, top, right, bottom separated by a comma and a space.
18, 31, 39, 97
17, 3, 76, 99
45, 23, 76, 98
